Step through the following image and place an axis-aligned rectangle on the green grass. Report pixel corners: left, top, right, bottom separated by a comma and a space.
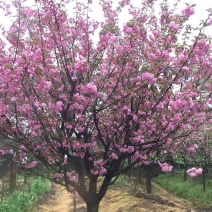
156, 173, 212, 209
112, 175, 130, 187
0, 177, 51, 212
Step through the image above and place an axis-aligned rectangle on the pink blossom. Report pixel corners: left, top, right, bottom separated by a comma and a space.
207, 18, 212, 25
54, 173, 64, 179
159, 163, 173, 172
25, 161, 38, 169
91, 169, 99, 175
182, 66, 190, 76
187, 167, 202, 177
76, 126, 84, 132
169, 21, 180, 31
194, 144, 198, 148
178, 53, 185, 62
187, 144, 198, 154
5, 4, 11, 15
169, 99, 184, 111
135, 76, 141, 83
44, 80, 52, 91
124, 26, 133, 34
56, 101, 63, 111
142, 72, 154, 81
140, 155, 149, 165
74, 58, 87, 73
110, 153, 118, 160
5, 4, 10, 9
108, 35, 118, 45
94, 159, 104, 166
100, 167, 107, 175
152, 30, 160, 37
67, 171, 78, 182
81, 83, 97, 95
73, 141, 82, 150
0, 149, 13, 156
187, 146, 195, 154
182, 6, 195, 17
141, 72, 156, 84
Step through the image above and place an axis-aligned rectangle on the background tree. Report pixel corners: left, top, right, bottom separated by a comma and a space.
186, 126, 212, 191
0, 0, 212, 211
173, 136, 197, 181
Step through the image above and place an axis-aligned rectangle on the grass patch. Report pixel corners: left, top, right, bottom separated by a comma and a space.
156, 173, 212, 209
0, 177, 51, 212
112, 175, 132, 188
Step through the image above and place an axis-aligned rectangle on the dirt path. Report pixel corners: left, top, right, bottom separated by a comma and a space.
36, 180, 195, 212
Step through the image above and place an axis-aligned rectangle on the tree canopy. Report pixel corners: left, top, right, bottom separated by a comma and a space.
0, 0, 212, 211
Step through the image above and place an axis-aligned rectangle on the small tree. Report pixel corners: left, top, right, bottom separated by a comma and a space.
197, 135, 212, 192
0, 0, 212, 211
187, 126, 212, 191
174, 138, 196, 181
173, 123, 212, 192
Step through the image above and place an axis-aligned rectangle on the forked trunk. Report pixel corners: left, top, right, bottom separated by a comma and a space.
84, 171, 113, 212
86, 201, 100, 212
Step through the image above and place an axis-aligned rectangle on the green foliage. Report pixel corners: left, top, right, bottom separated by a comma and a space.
112, 175, 131, 188
0, 178, 51, 212
156, 173, 212, 209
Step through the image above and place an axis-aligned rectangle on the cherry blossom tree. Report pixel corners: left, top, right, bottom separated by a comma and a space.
0, 0, 212, 211
194, 140, 212, 192
173, 122, 212, 185
173, 136, 198, 181
185, 126, 212, 191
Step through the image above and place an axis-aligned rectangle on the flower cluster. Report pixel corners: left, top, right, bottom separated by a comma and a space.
67, 171, 78, 183
182, 6, 195, 17
187, 144, 198, 154
159, 162, 173, 173
187, 167, 202, 177
24, 161, 38, 169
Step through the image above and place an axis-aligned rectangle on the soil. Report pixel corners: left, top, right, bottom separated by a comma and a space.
35, 178, 196, 212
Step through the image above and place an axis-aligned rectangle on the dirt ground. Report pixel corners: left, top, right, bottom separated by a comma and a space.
35, 179, 196, 212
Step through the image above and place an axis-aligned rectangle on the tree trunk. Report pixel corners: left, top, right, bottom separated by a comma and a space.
24, 170, 28, 184
9, 159, 16, 193
171, 167, 174, 176
138, 166, 142, 184
85, 174, 112, 212
127, 158, 132, 178
183, 165, 187, 182
202, 169, 206, 192
133, 173, 139, 193
146, 172, 152, 194
73, 190, 77, 212
86, 201, 100, 212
